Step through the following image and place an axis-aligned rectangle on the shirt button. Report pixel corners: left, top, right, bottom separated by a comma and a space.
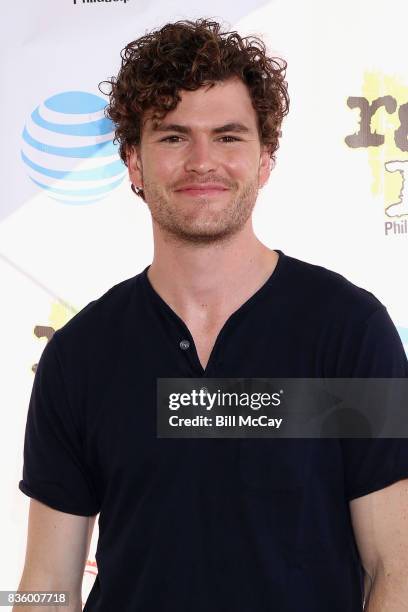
179, 339, 190, 350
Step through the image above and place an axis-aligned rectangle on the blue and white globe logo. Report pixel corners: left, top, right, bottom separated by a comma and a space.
21, 91, 126, 205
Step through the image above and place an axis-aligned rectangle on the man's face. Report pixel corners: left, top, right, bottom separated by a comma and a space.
127, 77, 272, 244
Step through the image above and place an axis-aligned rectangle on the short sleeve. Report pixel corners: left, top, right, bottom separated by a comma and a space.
340, 306, 408, 501
19, 335, 100, 516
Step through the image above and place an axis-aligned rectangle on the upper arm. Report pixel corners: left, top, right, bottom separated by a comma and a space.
19, 498, 97, 593
19, 335, 100, 516
349, 478, 408, 580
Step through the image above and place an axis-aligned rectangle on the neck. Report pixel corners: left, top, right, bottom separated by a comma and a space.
146, 217, 278, 325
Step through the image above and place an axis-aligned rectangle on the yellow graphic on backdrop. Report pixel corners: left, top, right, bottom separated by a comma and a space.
32, 301, 78, 372
362, 72, 408, 218
49, 300, 77, 332
345, 72, 408, 236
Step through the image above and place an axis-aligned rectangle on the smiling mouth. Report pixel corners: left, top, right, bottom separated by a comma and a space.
176, 188, 229, 196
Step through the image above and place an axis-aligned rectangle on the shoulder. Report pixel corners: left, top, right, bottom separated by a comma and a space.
280, 251, 385, 322
50, 271, 144, 358
279, 252, 406, 376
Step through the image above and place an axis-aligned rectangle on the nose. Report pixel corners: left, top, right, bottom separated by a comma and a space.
183, 136, 218, 174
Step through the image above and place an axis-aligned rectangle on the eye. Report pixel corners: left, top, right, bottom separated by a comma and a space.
220, 136, 241, 142
160, 136, 183, 143
160, 135, 242, 143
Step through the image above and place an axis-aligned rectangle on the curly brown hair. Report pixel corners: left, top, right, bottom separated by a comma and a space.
100, 17, 289, 199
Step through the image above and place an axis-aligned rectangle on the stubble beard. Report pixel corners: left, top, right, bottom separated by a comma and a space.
142, 177, 259, 245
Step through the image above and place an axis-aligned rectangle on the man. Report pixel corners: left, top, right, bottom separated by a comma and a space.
17, 17, 408, 612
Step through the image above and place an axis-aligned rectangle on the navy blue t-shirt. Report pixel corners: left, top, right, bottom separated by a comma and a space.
19, 249, 408, 611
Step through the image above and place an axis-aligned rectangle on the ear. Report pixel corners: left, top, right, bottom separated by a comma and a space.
126, 144, 144, 189
258, 146, 274, 189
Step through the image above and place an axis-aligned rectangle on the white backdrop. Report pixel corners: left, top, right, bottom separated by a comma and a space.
1, 0, 407, 607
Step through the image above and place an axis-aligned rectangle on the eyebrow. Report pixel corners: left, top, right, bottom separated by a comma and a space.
151, 121, 251, 135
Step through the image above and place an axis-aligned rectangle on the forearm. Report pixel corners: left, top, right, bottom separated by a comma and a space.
12, 573, 82, 612
364, 563, 408, 611
12, 606, 81, 612
11, 596, 82, 612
